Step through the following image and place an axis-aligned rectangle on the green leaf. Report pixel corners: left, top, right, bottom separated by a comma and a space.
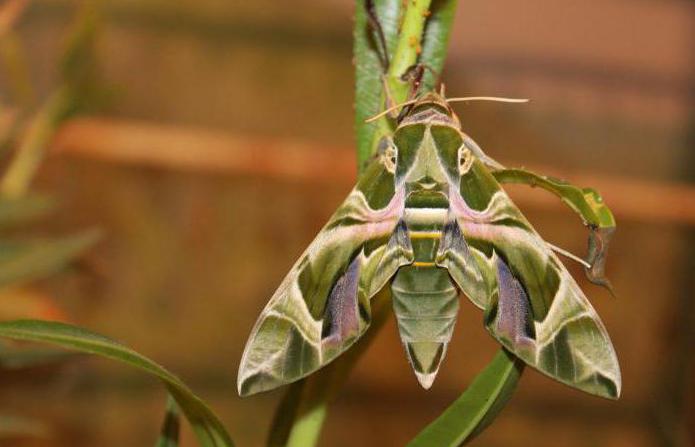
492, 168, 615, 229
354, 0, 403, 168
0, 229, 100, 288
493, 168, 616, 291
407, 349, 524, 447
0, 195, 55, 227
0, 319, 234, 447
266, 380, 305, 447
354, 0, 458, 170
384, 0, 434, 101
155, 395, 181, 447
419, 0, 459, 91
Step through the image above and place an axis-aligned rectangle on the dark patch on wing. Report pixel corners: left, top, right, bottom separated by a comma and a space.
392, 219, 412, 251
321, 256, 361, 346
466, 235, 562, 321
438, 220, 470, 257
494, 256, 536, 346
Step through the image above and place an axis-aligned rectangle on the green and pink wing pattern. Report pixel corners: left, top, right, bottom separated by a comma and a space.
440, 157, 620, 399
237, 154, 412, 396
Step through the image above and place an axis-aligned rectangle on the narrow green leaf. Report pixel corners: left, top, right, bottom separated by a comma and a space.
156, 395, 181, 447
0, 229, 100, 288
493, 168, 616, 290
407, 349, 524, 447
0, 319, 234, 447
419, 0, 459, 91
0, 88, 73, 198
354, 0, 458, 170
0, 2, 104, 198
266, 379, 305, 447
284, 387, 328, 447
354, 0, 403, 168
492, 168, 615, 228
0, 195, 55, 227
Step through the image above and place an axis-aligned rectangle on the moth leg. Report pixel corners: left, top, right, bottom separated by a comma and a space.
491, 167, 616, 293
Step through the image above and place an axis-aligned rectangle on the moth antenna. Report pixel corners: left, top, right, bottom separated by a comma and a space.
546, 242, 592, 269
439, 84, 446, 96
365, 99, 418, 123
446, 96, 530, 104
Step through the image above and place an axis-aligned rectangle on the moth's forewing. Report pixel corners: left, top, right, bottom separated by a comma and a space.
446, 156, 621, 399
237, 149, 411, 396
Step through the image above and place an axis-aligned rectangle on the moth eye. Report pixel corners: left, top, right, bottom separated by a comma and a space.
458, 148, 473, 174
458, 149, 467, 166
383, 146, 397, 173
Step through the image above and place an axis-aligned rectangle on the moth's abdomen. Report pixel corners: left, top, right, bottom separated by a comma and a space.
392, 188, 460, 389
391, 265, 458, 389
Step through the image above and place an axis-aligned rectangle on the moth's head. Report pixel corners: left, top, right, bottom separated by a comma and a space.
380, 92, 525, 193
398, 92, 461, 128
412, 91, 450, 110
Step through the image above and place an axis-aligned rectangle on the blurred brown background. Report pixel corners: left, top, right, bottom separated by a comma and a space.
1, 0, 694, 446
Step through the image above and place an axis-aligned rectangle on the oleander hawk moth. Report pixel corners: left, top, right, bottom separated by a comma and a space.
237, 91, 621, 399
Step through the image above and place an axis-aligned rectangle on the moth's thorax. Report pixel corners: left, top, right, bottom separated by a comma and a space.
403, 190, 449, 264
395, 121, 461, 204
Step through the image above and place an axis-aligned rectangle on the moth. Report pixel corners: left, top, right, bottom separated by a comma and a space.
237, 91, 621, 399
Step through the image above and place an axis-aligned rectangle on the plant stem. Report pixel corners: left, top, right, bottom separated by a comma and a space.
386, 0, 432, 102
364, 0, 432, 170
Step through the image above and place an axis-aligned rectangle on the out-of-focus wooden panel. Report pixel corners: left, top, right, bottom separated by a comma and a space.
51, 116, 695, 226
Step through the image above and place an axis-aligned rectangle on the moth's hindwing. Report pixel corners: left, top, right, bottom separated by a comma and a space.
237, 152, 411, 396
441, 157, 621, 399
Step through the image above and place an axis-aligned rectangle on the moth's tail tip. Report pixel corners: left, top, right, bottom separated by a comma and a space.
415, 371, 437, 390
